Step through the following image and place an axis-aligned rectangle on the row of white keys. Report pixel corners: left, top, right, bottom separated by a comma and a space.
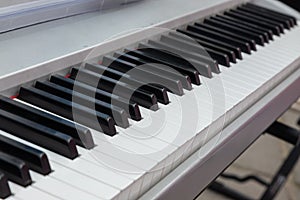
127, 25, 300, 172
91, 127, 181, 198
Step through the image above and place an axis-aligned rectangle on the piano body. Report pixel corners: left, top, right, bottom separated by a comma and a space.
0, 0, 300, 199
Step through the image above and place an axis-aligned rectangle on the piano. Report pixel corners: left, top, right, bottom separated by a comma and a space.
0, 0, 300, 199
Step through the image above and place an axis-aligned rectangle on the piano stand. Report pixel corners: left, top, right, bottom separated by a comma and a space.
208, 120, 300, 200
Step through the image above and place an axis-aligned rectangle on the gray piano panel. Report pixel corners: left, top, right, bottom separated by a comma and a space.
0, 0, 144, 33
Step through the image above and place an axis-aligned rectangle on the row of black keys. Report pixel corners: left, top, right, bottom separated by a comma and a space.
0, 60, 190, 198
0, 56, 194, 198
0, 3, 297, 199
159, 3, 297, 69
0, 93, 95, 198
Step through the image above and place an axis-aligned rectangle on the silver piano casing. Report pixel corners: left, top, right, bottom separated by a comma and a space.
0, 0, 299, 199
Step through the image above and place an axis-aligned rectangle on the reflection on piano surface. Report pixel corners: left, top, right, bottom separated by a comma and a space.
0, 1, 300, 199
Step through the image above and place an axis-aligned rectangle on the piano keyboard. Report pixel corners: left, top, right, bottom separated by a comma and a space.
1, 2, 300, 200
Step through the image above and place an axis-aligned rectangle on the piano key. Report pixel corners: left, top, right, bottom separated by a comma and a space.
100, 58, 183, 97
113, 51, 193, 90
101, 56, 180, 98
212, 15, 270, 42
0, 108, 79, 159
127, 45, 204, 82
0, 134, 51, 175
35, 80, 130, 128
50, 160, 134, 199
88, 141, 160, 199
224, 11, 281, 36
185, 25, 252, 53
82, 151, 145, 199
12, 186, 68, 200
145, 39, 220, 74
0, 95, 94, 149
170, 30, 243, 59
135, 44, 212, 79
215, 14, 274, 40
0, 172, 11, 199
36, 168, 118, 200
244, 3, 297, 26
102, 55, 184, 94
49, 75, 142, 121
229, 9, 285, 33
160, 34, 233, 66
0, 152, 32, 187
10, 170, 106, 200
237, 6, 291, 29
203, 18, 265, 45
193, 22, 257, 51
70, 67, 158, 110
161, 34, 234, 64
146, 36, 220, 72
92, 133, 177, 188
18, 86, 117, 136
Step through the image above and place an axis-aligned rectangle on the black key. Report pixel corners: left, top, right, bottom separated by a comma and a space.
104, 55, 189, 92
0, 134, 51, 175
203, 18, 265, 45
0, 172, 11, 199
171, 31, 243, 59
193, 23, 257, 51
0, 96, 94, 149
160, 34, 233, 66
152, 35, 220, 72
50, 75, 142, 121
101, 57, 183, 97
212, 15, 270, 42
102, 59, 171, 101
0, 152, 31, 186
35, 81, 129, 128
229, 9, 285, 33
70, 67, 158, 110
161, 34, 233, 64
113, 51, 193, 90
216, 15, 274, 40
134, 44, 212, 79
245, 3, 297, 26
185, 25, 252, 53
238, 6, 291, 29
145, 39, 221, 74
224, 11, 281, 36
19, 87, 117, 136
130, 44, 203, 83
101, 56, 179, 98
0, 108, 79, 159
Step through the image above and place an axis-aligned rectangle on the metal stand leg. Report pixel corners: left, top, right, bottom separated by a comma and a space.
209, 181, 252, 200
260, 123, 300, 200
208, 121, 300, 200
